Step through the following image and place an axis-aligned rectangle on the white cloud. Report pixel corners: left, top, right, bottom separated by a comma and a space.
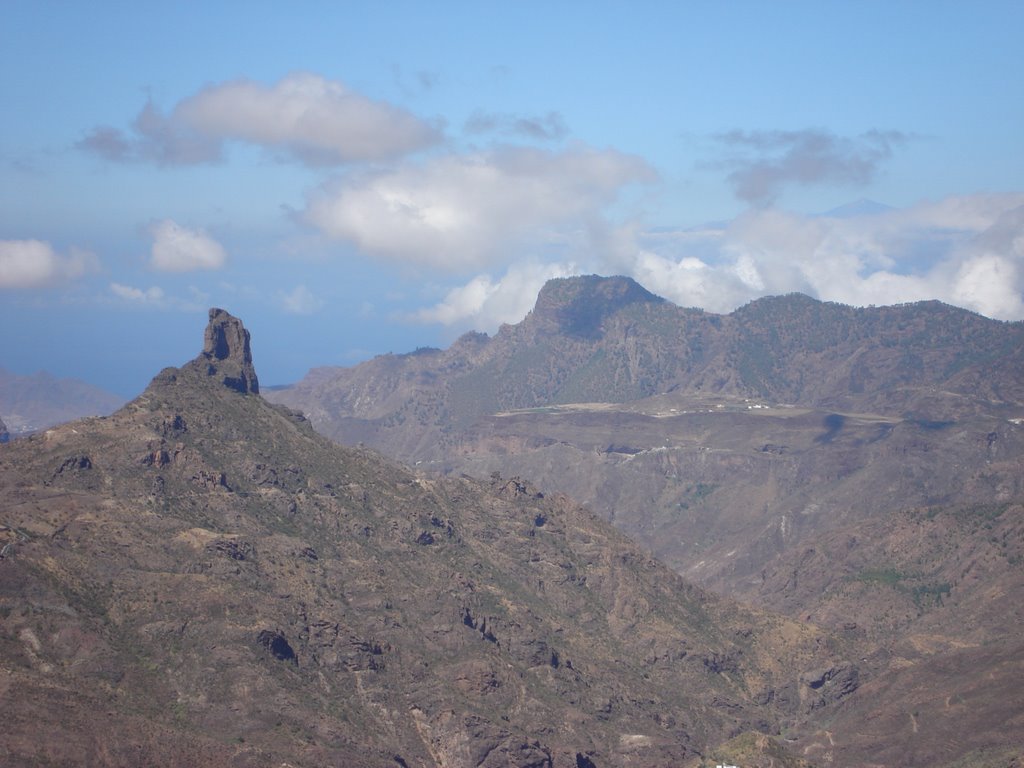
630, 249, 751, 313
407, 193, 1024, 329
305, 144, 655, 271
0, 240, 97, 289
877, 192, 1024, 235
78, 101, 222, 166
180, 73, 441, 165
108, 282, 210, 312
110, 282, 165, 303
279, 284, 324, 315
79, 73, 441, 166
951, 254, 1024, 320
413, 275, 497, 325
150, 220, 227, 272
410, 262, 576, 330
618, 194, 1024, 320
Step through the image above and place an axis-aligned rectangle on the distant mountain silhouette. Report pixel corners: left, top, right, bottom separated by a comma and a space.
818, 198, 894, 218
0, 367, 124, 435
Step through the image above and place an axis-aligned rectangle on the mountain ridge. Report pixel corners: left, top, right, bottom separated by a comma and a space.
0, 307, 848, 767
268, 276, 1024, 460
264, 276, 1024, 766
264, 278, 1024, 597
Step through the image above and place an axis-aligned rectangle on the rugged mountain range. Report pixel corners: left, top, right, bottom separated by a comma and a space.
0, 366, 125, 436
267, 276, 1024, 598
269, 275, 1024, 450
266, 276, 1024, 766
0, 309, 855, 767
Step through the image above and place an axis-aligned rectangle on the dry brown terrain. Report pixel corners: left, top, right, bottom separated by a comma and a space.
265, 276, 1024, 767
1, 309, 850, 767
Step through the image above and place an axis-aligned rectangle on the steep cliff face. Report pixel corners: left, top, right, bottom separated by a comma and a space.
0, 308, 839, 767
524, 275, 665, 339
191, 307, 260, 394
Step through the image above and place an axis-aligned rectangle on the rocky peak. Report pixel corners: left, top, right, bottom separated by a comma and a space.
528, 275, 664, 338
194, 308, 260, 394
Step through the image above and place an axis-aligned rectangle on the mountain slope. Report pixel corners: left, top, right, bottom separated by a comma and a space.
0, 309, 842, 768
266, 276, 1024, 598
754, 499, 1024, 766
263, 278, 1024, 767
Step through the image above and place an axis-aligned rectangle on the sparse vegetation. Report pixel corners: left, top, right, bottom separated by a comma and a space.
855, 567, 906, 586
6, 284, 1024, 768
0, 307, 842, 767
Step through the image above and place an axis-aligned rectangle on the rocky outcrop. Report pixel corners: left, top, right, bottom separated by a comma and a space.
800, 662, 859, 711
190, 307, 259, 394
0, 415, 8, 443
257, 629, 298, 664
527, 274, 664, 339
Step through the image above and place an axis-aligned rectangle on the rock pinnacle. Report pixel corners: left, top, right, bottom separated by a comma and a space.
198, 308, 260, 394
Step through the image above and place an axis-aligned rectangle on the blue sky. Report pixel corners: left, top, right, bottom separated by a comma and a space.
2, 1, 1023, 396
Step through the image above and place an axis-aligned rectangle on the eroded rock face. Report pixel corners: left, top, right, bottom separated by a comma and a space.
257, 629, 297, 665
800, 662, 859, 711
0, 415, 9, 443
196, 308, 259, 394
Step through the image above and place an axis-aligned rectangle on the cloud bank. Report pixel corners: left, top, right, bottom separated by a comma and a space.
409, 194, 1024, 333
79, 73, 442, 167
70, 74, 1017, 336
305, 144, 656, 271
0, 240, 97, 289
410, 261, 576, 328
